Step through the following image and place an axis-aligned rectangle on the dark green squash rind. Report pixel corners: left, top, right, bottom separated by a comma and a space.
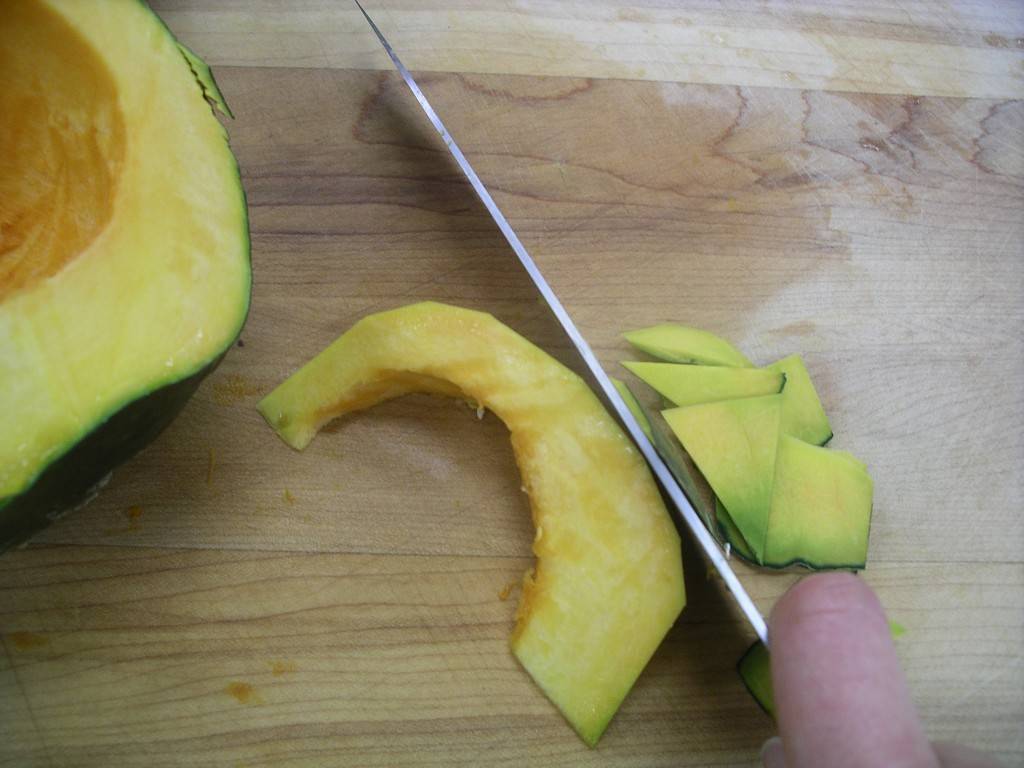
716, 496, 869, 572
756, 545, 869, 572
138, 0, 234, 119
765, 355, 833, 446
737, 641, 775, 719
0, 356, 221, 551
714, 498, 758, 565
0, 4, 251, 553
177, 42, 235, 119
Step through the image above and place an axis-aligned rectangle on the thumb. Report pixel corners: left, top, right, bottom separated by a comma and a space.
766, 573, 938, 768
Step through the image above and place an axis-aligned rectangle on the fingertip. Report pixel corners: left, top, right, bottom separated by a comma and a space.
770, 572, 883, 637
768, 573, 936, 768
761, 736, 786, 768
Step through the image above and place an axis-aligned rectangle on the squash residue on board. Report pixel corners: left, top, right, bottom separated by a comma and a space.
9, 631, 49, 651
498, 581, 517, 601
125, 505, 143, 531
225, 681, 262, 705
214, 374, 262, 406
269, 660, 298, 676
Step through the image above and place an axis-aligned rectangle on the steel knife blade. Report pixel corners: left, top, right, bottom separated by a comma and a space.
353, 0, 768, 645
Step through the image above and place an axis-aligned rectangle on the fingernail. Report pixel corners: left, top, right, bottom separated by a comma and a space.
761, 736, 786, 768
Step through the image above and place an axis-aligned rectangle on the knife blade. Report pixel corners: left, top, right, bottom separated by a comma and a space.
353, 0, 768, 646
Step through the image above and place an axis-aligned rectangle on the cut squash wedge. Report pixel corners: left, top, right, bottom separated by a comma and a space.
623, 361, 783, 407
662, 395, 782, 562
715, 498, 756, 563
621, 323, 873, 572
766, 355, 832, 445
259, 302, 685, 746
737, 641, 776, 718
713, 437, 872, 569
763, 435, 873, 569
832, 450, 868, 473
623, 324, 753, 367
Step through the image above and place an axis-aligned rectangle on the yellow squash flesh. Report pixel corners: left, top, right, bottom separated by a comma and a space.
0, 0, 250, 503
259, 302, 686, 745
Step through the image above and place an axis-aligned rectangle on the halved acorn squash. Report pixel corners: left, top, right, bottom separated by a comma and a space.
0, 0, 250, 550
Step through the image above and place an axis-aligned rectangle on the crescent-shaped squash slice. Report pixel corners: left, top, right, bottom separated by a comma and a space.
258, 302, 685, 746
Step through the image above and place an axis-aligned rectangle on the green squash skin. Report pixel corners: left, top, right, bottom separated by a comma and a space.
0, 357, 223, 552
726, 549, 869, 573
719, 524, 871, 572
715, 496, 870, 572
737, 641, 775, 719
746, 546, 869, 573
176, 42, 234, 118
714, 498, 757, 564
0, 8, 251, 553
757, 546, 869, 572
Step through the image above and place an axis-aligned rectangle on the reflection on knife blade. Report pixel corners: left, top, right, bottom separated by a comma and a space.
352, 0, 768, 645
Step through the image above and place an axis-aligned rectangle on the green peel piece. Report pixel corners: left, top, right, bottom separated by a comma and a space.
178, 43, 234, 118
623, 324, 753, 367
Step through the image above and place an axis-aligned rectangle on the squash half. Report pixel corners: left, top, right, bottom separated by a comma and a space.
259, 302, 686, 745
0, 0, 250, 549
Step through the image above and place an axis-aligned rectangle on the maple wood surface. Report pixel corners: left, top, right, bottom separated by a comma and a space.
2, 2, 1022, 766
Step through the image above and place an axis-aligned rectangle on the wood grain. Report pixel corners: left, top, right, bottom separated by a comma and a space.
35, 68, 1024, 566
2, 1, 1023, 766
1, 547, 1020, 767
150, 0, 1024, 97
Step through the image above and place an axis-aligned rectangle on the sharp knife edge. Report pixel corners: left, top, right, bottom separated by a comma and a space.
353, 0, 768, 646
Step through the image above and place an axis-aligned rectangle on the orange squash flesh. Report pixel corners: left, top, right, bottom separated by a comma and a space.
1, 0, 249, 550
259, 302, 685, 745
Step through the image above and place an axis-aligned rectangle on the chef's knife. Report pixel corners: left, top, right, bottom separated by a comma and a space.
354, 1, 768, 645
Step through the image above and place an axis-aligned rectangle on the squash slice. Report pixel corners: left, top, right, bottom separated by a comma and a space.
716, 435, 873, 569
259, 302, 685, 746
766, 354, 832, 445
623, 324, 753, 367
662, 395, 782, 562
763, 435, 873, 569
623, 361, 783, 407
612, 381, 719, 536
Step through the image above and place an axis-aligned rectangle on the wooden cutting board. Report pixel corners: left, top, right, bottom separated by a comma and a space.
2, 2, 1022, 766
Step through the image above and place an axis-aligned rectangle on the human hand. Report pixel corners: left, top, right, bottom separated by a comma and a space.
761, 573, 1001, 768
